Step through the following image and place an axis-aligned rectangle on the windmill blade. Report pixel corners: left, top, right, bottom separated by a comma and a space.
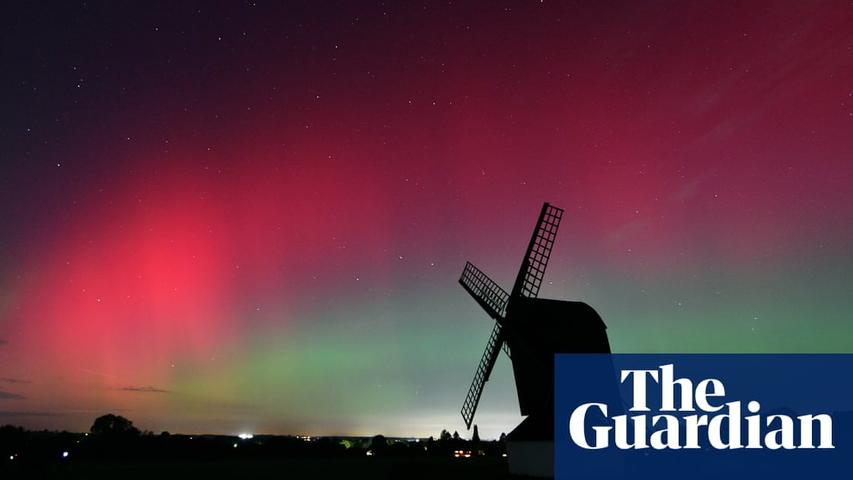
510, 203, 564, 299
459, 262, 509, 321
461, 322, 504, 429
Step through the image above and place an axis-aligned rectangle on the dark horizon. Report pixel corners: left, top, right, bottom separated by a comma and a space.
2, 415, 499, 441
1, 416, 510, 479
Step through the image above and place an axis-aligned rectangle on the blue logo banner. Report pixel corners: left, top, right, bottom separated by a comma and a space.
554, 354, 853, 479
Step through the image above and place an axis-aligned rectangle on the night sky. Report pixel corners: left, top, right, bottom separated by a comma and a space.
1, 1, 852, 439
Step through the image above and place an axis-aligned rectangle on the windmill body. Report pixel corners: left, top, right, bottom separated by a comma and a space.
457, 202, 611, 477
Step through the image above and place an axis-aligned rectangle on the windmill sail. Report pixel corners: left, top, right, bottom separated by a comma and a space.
510, 203, 564, 299
459, 262, 509, 321
461, 322, 504, 429
460, 262, 512, 359
458, 202, 564, 430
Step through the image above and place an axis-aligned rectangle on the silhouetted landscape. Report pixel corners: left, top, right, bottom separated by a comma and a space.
1, 414, 510, 479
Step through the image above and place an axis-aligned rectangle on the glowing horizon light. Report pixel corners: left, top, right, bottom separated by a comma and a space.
237, 433, 254, 440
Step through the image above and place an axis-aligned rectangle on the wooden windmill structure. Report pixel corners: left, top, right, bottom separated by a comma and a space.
457, 202, 611, 477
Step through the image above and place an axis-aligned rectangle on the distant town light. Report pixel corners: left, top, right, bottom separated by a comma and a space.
365, 450, 374, 456
232, 443, 238, 448
237, 433, 254, 440
62, 451, 69, 458
9, 455, 14, 460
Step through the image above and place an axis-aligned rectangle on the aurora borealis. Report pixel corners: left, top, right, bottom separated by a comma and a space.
1, 1, 852, 439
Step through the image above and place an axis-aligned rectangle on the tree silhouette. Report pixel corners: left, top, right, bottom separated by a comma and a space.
369, 434, 388, 455
90, 414, 141, 436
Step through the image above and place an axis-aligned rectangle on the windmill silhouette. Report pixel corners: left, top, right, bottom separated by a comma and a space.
457, 202, 611, 477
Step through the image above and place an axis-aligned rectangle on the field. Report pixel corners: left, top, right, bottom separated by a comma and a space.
4, 457, 511, 479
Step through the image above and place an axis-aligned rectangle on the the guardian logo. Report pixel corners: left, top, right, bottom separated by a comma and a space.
556, 355, 853, 479
568, 364, 834, 450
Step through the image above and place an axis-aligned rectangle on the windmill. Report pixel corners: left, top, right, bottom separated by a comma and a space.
457, 202, 611, 477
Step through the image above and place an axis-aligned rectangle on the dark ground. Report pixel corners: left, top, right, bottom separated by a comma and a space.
1, 420, 514, 479
3, 457, 511, 479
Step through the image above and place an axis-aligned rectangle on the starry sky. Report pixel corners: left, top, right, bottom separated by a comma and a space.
1, 1, 852, 439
